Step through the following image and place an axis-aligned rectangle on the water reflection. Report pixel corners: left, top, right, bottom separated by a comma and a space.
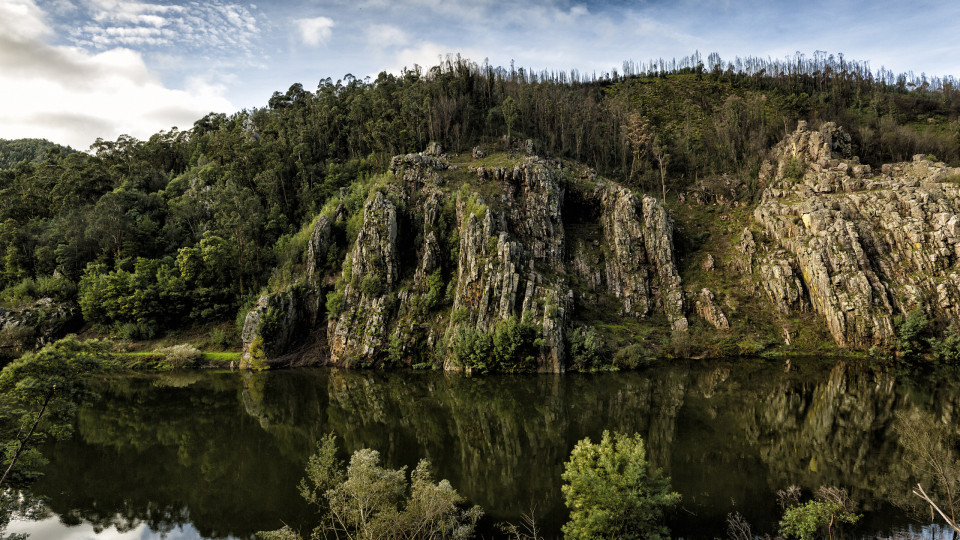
18, 360, 960, 538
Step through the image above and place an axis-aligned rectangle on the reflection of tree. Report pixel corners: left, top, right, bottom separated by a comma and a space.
32, 373, 315, 539
23, 363, 960, 539
1, 489, 47, 540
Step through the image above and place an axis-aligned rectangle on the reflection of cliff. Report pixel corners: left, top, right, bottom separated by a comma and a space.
32, 365, 960, 539
313, 364, 960, 536
318, 368, 692, 529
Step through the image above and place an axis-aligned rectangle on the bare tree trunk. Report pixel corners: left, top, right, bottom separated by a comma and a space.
915, 483, 960, 534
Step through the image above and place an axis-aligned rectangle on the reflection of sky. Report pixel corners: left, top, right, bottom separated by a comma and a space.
5, 517, 210, 540
5, 513, 956, 540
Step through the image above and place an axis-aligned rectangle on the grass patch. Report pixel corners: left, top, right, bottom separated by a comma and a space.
203, 351, 241, 362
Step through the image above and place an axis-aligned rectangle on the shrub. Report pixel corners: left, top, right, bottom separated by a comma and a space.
450, 326, 493, 373
424, 270, 444, 310
325, 291, 345, 319
259, 434, 483, 540
930, 325, 960, 363
0, 275, 77, 305
561, 431, 680, 539
117, 322, 157, 341
209, 328, 231, 350
360, 273, 384, 296
567, 326, 605, 370
0, 278, 37, 305
491, 316, 542, 372
778, 487, 860, 540
34, 274, 78, 301
896, 307, 930, 359
612, 343, 653, 370
782, 156, 805, 182
244, 336, 269, 371
156, 344, 202, 369
450, 317, 542, 373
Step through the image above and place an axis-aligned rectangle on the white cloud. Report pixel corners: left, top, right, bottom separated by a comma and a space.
0, 0, 236, 150
367, 24, 408, 49
68, 0, 261, 56
295, 16, 334, 47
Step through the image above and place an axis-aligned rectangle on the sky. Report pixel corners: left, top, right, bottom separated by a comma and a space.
1, 0, 959, 150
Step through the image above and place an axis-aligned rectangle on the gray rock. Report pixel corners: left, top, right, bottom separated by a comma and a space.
753, 122, 960, 347
0, 298, 79, 356
695, 288, 730, 330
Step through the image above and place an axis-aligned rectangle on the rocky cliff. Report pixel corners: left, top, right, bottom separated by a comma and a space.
0, 298, 79, 359
241, 143, 689, 371
749, 121, 960, 348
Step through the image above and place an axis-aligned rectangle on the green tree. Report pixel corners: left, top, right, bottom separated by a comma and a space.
0, 336, 114, 487
561, 431, 680, 539
778, 487, 860, 540
262, 434, 482, 540
501, 97, 519, 139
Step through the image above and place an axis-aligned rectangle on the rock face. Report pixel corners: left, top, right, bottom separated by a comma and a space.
327, 191, 400, 365
241, 146, 691, 371
695, 288, 729, 330
0, 298, 79, 357
751, 121, 960, 347
583, 180, 688, 331
448, 157, 571, 371
240, 209, 340, 365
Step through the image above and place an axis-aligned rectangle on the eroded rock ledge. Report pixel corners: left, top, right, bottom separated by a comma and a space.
241, 146, 688, 371
751, 121, 960, 347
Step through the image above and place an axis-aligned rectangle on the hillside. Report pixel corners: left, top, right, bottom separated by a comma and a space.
3, 56, 960, 367
0, 138, 76, 169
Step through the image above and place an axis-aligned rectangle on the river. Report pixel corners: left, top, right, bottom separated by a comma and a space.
6, 358, 960, 539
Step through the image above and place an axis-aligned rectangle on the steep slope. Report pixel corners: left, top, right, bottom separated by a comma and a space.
750, 121, 960, 347
240, 143, 688, 371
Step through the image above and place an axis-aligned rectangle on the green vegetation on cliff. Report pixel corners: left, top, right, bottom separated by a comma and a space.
3, 53, 960, 365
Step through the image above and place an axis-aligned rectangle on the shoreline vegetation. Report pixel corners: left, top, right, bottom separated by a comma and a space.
5, 51, 960, 537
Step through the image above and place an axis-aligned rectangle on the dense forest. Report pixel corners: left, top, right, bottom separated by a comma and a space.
0, 139, 76, 170
2, 52, 960, 348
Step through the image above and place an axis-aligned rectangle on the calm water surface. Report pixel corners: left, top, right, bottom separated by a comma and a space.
8, 359, 960, 539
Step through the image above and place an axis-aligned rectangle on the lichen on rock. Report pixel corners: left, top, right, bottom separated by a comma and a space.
241, 145, 693, 370
752, 121, 960, 347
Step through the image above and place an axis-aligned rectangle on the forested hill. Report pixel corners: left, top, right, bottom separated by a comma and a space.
2, 53, 960, 363
0, 138, 76, 169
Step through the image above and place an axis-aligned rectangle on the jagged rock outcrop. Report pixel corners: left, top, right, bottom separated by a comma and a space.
0, 298, 79, 357
305, 205, 342, 283
448, 157, 571, 371
240, 208, 341, 365
241, 146, 691, 371
751, 121, 960, 347
695, 288, 729, 330
327, 191, 400, 365
239, 285, 318, 367
576, 180, 688, 331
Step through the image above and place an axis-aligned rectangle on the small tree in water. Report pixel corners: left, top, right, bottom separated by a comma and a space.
561, 431, 680, 540
778, 486, 860, 540
259, 433, 482, 540
895, 409, 960, 533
